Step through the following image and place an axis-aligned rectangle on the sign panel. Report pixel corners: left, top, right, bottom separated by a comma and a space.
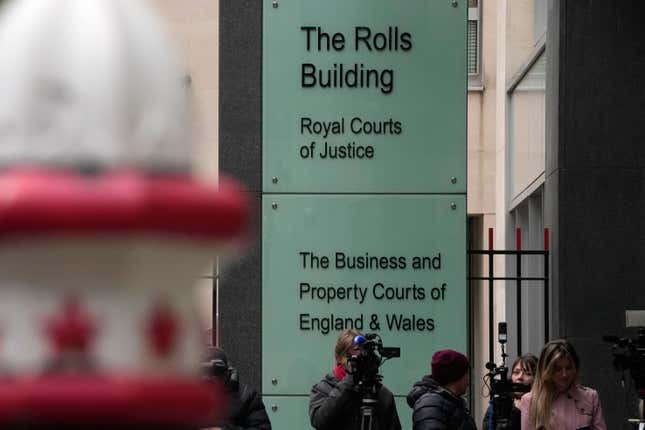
264, 396, 413, 430
262, 195, 466, 395
263, 1, 466, 193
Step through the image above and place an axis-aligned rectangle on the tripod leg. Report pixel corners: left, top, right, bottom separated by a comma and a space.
360, 403, 376, 430
361, 414, 373, 430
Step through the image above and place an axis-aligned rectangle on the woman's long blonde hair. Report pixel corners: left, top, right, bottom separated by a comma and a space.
334, 329, 361, 367
528, 339, 580, 429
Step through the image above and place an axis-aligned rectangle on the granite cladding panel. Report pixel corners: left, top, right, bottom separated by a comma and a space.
562, 0, 645, 169
218, 0, 262, 387
220, 0, 262, 192
546, 5, 645, 429
219, 192, 262, 390
558, 168, 645, 338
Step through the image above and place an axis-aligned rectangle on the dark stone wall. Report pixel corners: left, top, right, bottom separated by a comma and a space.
219, 2, 262, 192
545, 1, 645, 427
219, 1, 262, 390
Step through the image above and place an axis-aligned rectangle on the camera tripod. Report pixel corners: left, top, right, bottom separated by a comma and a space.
487, 395, 516, 430
627, 398, 645, 430
484, 322, 528, 430
360, 395, 378, 430
356, 374, 381, 430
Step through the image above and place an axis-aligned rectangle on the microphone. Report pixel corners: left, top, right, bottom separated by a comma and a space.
354, 335, 366, 345
498, 322, 508, 344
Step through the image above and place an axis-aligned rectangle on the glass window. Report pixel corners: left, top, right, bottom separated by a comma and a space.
509, 52, 546, 199
467, 21, 479, 74
467, 0, 480, 76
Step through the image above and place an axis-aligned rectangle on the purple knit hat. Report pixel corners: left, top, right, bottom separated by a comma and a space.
431, 349, 469, 385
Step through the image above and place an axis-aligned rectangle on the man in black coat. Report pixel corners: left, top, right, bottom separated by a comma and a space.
310, 371, 401, 430
203, 347, 272, 430
309, 329, 401, 430
407, 349, 477, 430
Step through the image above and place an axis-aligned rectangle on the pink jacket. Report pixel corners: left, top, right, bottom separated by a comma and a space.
520, 384, 606, 430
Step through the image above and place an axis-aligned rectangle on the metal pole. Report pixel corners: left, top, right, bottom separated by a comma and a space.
516, 228, 522, 357
488, 228, 494, 364
544, 228, 550, 344
212, 259, 220, 347
466, 219, 474, 414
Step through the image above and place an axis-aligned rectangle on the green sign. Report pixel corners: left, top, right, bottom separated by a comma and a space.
261, 2, 466, 428
263, 0, 466, 193
265, 396, 413, 430
262, 195, 466, 396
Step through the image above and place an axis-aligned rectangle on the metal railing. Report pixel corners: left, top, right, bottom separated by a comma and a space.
468, 227, 550, 362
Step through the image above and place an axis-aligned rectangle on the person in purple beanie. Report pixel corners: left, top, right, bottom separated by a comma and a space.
407, 349, 477, 430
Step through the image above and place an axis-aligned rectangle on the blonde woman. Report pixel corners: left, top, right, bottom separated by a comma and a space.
520, 339, 606, 429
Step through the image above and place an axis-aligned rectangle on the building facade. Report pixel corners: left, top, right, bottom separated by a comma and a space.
468, 1, 644, 426
151, 1, 644, 428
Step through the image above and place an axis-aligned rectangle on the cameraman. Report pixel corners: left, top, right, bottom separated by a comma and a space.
482, 353, 537, 430
309, 329, 401, 430
202, 347, 272, 430
407, 349, 477, 430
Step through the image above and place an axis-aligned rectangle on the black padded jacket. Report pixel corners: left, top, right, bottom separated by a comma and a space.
214, 381, 272, 430
309, 373, 401, 430
406, 375, 477, 430
482, 403, 520, 430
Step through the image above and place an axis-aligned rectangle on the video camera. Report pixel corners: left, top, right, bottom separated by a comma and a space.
603, 329, 645, 395
347, 333, 400, 430
603, 310, 645, 428
348, 333, 400, 392
202, 358, 239, 390
484, 322, 530, 430
603, 311, 645, 398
